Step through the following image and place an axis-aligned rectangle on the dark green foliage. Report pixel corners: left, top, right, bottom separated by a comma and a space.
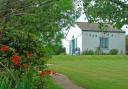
56, 47, 66, 55
82, 50, 94, 55
53, 46, 66, 55
33, 76, 47, 89
109, 49, 118, 55
0, 0, 75, 89
82, 48, 119, 55
0, 0, 76, 55
0, 66, 45, 89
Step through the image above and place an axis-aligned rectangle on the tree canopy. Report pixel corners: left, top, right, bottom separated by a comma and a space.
0, 0, 76, 54
83, 0, 128, 29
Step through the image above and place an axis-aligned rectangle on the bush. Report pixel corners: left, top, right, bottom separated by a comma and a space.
109, 49, 118, 55
0, 29, 48, 89
56, 46, 66, 55
82, 50, 94, 55
95, 47, 103, 55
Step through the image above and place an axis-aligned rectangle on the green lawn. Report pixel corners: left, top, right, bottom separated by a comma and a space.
49, 55, 128, 89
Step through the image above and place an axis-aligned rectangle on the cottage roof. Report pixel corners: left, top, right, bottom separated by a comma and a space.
76, 22, 125, 33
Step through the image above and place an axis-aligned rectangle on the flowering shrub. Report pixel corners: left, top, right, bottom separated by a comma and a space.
0, 45, 9, 51
1, 30, 48, 66
0, 30, 49, 89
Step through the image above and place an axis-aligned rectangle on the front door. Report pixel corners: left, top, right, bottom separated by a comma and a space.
72, 39, 75, 54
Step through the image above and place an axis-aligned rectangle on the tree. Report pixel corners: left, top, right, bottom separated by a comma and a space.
83, 0, 128, 29
0, 0, 75, 88
0, 0, 75, 54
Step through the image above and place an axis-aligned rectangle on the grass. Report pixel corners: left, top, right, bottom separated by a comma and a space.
48, 55, 128, 89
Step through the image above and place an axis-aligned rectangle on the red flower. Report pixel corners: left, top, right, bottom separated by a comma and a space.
12, 55, 21, 65
23, 64, 29, 69
0, 45, 9, 51
27, 52, 32, 57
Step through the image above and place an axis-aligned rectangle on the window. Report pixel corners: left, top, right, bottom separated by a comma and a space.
100, 37, 109, 49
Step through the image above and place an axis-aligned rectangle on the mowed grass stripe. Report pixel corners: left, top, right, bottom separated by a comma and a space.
49, 55, 128, 89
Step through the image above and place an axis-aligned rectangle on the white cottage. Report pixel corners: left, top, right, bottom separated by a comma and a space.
63, 22, 126, 55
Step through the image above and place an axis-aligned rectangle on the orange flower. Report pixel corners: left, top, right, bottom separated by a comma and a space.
12, 55, 21, 65
27, 52, 33, 57
0, 45, 9, 51
23, 64, 29, 69
40, 71, 47, 77
40, 70, 56, 77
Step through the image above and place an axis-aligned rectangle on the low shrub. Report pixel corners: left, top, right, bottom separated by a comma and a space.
109, 49, 118, 55
82, 50, 94, 55
95, 47, 103, 55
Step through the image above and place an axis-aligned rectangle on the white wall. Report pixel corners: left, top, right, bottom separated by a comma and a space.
109, 32, 125, 54
62, 24, 82, 54
82, 31, 99, 52
82, 31, 126, 54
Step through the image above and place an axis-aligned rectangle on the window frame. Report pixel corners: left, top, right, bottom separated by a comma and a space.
100, 37, 109, 49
